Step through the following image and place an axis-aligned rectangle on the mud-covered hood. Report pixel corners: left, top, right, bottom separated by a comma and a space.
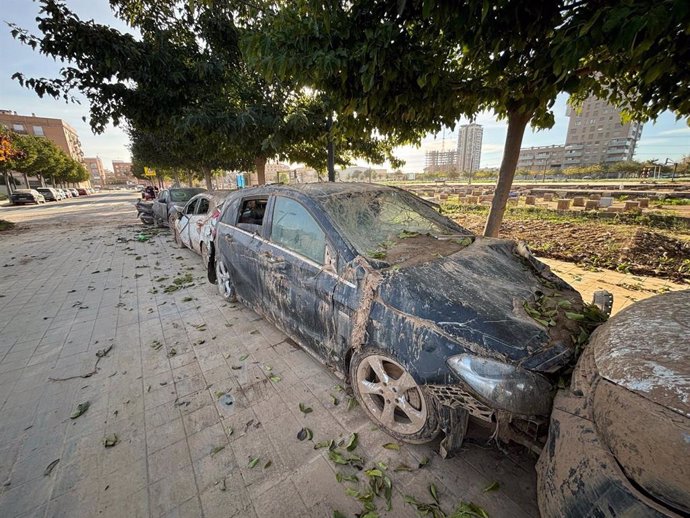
377, 237, 580, 370
592, 290, 690, 418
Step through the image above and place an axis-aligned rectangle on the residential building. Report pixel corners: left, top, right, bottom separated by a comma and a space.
0, 110, 84, 161
424, 150, 458, 173
112, 160, 132, 177
457, 123, 483, 173
84, 157, 106, 186
564, 95, 643, 167
265, 161, 291, 182
517, 145, 565, 171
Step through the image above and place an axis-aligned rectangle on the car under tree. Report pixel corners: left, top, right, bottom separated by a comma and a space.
210, 183, 608, 455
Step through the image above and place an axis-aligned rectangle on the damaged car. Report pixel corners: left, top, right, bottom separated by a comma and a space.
172, 190, 232, 271
152, 187, 206, 227
211, 184, 608, 454
537, 290, 690, 517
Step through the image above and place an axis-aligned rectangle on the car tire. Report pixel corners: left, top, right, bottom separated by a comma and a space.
215, 257, 236, 302
350, 349, 440, 444
173, 225, 183, 246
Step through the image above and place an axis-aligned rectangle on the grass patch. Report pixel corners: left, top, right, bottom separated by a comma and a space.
0, 219, 15, 231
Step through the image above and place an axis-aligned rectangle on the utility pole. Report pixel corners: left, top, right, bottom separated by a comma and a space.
327, 113, 335, 182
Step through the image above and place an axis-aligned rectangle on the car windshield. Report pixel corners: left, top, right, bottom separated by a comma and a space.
170, 189, 204, 202
322, 189, 473, 266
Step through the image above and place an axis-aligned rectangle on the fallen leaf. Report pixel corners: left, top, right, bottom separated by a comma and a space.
299, 403, 313, 415
269, 375, 281, 382
248, 457, 260, 468
263, 460, 272, 469
210, 445, 225, 457
43, 459, 60, 476
418, 457, 430, 468
297, 427, 313, 441
483, 481, 500, 493
70, 402, 90, 419
382, 443, 400, 451
345, 433, 358, 451
430, 482, 439, 503
239, 354, 249, 361
346, 397, 358, 411
104, 434, 119, 448
330, 395, 339, 406
394, 464, 414, 472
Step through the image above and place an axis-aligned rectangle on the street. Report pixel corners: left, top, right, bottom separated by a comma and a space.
0, 193, 539, 518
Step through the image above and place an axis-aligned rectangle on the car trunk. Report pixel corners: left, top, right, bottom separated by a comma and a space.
377, 237, 585, 372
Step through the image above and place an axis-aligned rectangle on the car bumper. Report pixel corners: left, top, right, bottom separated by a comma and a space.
536, 391, 681, 518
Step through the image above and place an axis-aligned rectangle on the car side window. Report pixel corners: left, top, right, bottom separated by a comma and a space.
270, 197, 325, 264
196, 198, 210, 215
237, 198, 268, 231
159, 190, 168, 202
185, 199, 198, 215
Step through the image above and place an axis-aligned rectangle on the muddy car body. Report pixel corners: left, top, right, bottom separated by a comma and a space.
10, 189, 45, 205
212, 183, 595, 452
152, 188, 206, 227
537, 290, 690, 517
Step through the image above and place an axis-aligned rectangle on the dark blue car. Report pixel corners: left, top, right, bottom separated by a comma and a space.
210, 183, 598, 454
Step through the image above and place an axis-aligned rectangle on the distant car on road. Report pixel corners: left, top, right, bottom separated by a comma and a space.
77, 188, 89, 196
152, 188, 206, 227
36, 187, 60, 202
210, 183, 606, 452
537, 290, 690, 517
172, 190, 232, 271
68, 188, 79, 197
10, 189, 46, 205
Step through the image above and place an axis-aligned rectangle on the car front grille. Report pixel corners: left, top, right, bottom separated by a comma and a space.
426, 384, 495, 422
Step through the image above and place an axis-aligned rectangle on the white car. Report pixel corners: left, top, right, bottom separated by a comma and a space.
173, 191, 232, 270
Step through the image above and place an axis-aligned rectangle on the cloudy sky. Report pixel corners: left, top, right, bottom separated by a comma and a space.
2, 0, 688, 172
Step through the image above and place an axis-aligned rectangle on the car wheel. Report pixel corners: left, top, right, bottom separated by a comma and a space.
215, 258, 236, 302
201, 243, 210, 269
173, 225, 183, 246
350, 349, 440, 444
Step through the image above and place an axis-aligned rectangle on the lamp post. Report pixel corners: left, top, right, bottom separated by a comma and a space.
664, 158, 678, 182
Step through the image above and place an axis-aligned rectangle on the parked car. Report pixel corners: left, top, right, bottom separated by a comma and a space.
172, 191, 232, 270
69, 188, 79, 197
152, 188, 206, 227
210, 184, 608, 453
77, 188, 88, 196
10, 189, 46, 205
36, 187, 60, 202
537, 290, 690, 517
59, 189, 71, 198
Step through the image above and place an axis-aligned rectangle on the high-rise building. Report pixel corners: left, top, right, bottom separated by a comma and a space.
457, 123, 483, 174
517, 145, 565, 171
564, 95, 643, 167
424, 150, 458, 173
84, 157, 106, 186
0, 110, 84, 162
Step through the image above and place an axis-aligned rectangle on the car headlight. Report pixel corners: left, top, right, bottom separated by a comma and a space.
447, 354, 553, 416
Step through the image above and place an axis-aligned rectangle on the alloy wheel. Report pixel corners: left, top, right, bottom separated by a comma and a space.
215, 259, 235, 301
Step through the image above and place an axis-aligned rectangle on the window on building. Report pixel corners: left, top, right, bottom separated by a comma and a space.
32, 126, 44, 136
12, 124, 25, 133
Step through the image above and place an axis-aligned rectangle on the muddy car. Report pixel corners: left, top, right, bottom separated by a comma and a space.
10, 189, 45, 205
211, 184, 605, 454
537, 290, 690, 517
152, 187, 206, 227
172, 190, 232, 270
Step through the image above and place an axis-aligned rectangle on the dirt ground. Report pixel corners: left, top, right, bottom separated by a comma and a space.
453, 212, 690, 283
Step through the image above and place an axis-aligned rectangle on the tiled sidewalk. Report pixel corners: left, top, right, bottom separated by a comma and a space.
0, 200, 538, 518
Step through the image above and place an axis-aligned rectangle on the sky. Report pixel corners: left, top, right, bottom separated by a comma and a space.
2, 0, 689, 173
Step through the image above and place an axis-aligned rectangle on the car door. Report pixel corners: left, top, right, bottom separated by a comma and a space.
177, 198, 199, 249
153, 190, 168, 222
216, 195, 269, 307
260, 195, 342, 360
188, 196, 211, 254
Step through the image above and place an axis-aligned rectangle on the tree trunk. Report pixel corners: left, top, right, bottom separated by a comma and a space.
327, 113, 335, 182
3, 171, 12, 195
255, 157, 267, 185
483, 110, 532, 237
39, 174, 46, 187
204, 169, 213, 190
187, 170, 194, 187
23, 173, 30, 189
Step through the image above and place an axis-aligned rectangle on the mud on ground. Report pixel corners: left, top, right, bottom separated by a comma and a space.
455, 214, 690, 283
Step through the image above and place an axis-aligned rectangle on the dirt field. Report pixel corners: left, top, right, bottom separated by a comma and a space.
448, 208, 690, 283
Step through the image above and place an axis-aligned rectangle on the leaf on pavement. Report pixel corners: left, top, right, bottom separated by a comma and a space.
299, 402, 313, 415
43, 459, 60, 476
382, 442, 400, 451
70, 402, 90, 419
248, 457, 260, 468
345, 433, 358, 451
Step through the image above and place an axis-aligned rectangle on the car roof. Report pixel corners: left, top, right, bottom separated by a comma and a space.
232, 182, 399, 200
15, 189, 34, 192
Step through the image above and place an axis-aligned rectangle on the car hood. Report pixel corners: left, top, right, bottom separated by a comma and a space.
591, 289, 690, 418
376, 237, 583, 371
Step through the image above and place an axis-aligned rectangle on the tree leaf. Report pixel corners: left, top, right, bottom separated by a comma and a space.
104, 433, 119, 448
299, 402, 313, 415
43, 459, 60, 476
345, 433, 358, 451
483, 481, 500, 492
239, 354, 249, 361
269, 375, 281, 382
210, 445, 225, 456
248, 457, 260, 468
382, 442, 400, 451
429, 482, 438, 503
264, 460, 272, 469
70, 402, 90, 419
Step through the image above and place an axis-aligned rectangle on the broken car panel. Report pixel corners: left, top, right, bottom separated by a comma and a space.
213, 183, 606, 454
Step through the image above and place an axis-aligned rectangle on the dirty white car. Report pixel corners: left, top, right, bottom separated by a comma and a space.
537, 289, 690, 517
173, 190, 232, 270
